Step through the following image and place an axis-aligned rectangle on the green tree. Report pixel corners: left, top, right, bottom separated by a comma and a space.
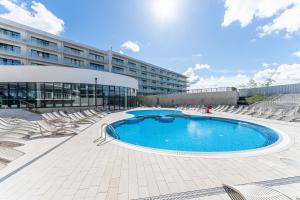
248, 79, 257, 88
262, 78, 275, 87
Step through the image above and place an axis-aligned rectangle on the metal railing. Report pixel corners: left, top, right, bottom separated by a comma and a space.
18, 100, 37, 112
94, 123, 120, 145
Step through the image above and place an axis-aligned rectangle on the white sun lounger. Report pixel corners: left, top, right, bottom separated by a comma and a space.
36, 120, 81, 136
0, 146, 24, 162
223, 184, 293, 200
0, 137, 26, 147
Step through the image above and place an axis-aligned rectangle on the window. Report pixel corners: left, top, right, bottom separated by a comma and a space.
90, 63, 105, 71
112, 57, 124, 64
31, 50, 58, 61
0, 83, 137, 108
112, 66, 124, 73
0, 57, 21, 65
128, 62, 136, 67
140, 65, 147, 70
0, 28, 20, 39
0, 43, 21, 54
31, 37, 58, 49
129, 69, 137, 74
89, 53, 104, 61
80, 84, 88, 106
64, 46, 83, 56
64, 57, 83, 67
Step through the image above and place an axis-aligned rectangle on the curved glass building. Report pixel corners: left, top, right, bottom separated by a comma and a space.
0, 65, 138, 109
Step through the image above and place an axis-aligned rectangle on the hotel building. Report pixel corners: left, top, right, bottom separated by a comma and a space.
0, 18, 187, 109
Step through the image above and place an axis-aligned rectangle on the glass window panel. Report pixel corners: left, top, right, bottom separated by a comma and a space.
44, 83, 54, 108
0, 83, 8, 108
8, 83, 18, 108
53, 83, 63, 107
80, 84, 88, 106
63, 83, 72, 107
88, 84, 95, 106
72, 84, 80, 107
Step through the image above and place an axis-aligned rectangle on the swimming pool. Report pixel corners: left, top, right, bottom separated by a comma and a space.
107, 110, 280, 153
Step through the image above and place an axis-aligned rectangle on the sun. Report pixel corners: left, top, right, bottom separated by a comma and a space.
150, 0, 181, 25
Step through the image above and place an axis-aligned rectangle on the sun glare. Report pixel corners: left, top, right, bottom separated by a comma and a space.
150, 0, 181, 25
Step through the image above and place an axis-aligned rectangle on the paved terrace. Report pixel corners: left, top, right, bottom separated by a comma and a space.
0, 108, 300, 200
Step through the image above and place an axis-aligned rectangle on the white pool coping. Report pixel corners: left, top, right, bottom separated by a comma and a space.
105, 108, 292, 158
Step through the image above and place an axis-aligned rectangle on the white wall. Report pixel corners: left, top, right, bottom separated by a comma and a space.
138, 91, 239, 106
0, 65, 138, 89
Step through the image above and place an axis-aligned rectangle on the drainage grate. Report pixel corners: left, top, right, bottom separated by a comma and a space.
134, 176, 300, 200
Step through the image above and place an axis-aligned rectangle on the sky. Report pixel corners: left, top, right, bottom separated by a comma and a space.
1, 0, 300, 89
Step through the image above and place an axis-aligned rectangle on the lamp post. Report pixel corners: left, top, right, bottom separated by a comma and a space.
95, 77, 97, 107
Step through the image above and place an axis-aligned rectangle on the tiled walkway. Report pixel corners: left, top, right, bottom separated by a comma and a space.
0, 109, 300, 200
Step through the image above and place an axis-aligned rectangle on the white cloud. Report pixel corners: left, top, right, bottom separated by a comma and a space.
258, 4, 300, 37
292, 51, 300, 57
120, 41, 140, 53
254, 63, 300, 85
262, 62, 278, 68
183, 63, 300, 89
182, 67, 200, 84
195, 64, 210, 70
0, 0, 64, 35
119, 50, 124, 54
222, 0, 300, 37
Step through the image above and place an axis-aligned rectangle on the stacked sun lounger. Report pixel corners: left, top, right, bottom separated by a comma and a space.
213, 104, 300, 122
0, 108, 112, 170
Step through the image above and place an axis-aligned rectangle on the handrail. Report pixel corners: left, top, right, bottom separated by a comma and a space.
100, 123, 120, 140
19, 100, 37, 112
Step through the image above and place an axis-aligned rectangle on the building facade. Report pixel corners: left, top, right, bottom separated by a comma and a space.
0, 18, 187, 96
0, 66, 138, 109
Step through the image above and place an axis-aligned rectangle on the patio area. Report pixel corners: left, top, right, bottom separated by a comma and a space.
0, 109, 300, 200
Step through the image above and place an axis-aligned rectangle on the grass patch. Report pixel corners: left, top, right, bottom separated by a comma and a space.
244, 96, 269, 105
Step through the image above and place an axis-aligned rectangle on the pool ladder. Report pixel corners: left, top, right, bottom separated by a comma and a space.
94, 123, 120, 142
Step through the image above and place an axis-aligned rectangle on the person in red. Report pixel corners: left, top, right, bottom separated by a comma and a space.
206, 104, 212, 114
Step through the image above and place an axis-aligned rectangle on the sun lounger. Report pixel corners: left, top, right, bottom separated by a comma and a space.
232, 105, 244, 114
68, 114, 92, 124
223, 184, 293, 200
36, 120, 81, 136
223, 105, 235, 112
74, 112, 98, 122
0, 136, 26, 147
219, 105, 229, 112
257, 108, 274, 118
0, 146, 24, 162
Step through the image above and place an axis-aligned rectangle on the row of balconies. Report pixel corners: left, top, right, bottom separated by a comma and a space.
0, 32, 107, 63
111, 59, 186, 81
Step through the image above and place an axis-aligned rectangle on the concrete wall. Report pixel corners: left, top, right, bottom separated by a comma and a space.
138, 91, 239, 106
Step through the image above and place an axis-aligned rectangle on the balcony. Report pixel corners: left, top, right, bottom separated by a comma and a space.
112, 60, 125, 66
29, 40, 58, 51
30, 53, 59, 63
0, 32, 21, 41
89, 54, 105, 62
0, 47, 21, 56
63, 60, 84, 67
63, 47, 85, 58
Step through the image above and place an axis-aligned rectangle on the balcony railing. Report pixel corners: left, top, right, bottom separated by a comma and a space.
0, 32, 21, 41
29, 40, 58, 51
29, 54, 59, 63
63, 48, 85, 57
0, 47, 21, 55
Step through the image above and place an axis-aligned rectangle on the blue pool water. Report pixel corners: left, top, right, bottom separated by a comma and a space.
108, 110, 279, 152
127, 109, 182, 117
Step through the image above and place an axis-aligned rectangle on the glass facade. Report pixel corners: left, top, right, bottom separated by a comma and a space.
0, 82, 137, 109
